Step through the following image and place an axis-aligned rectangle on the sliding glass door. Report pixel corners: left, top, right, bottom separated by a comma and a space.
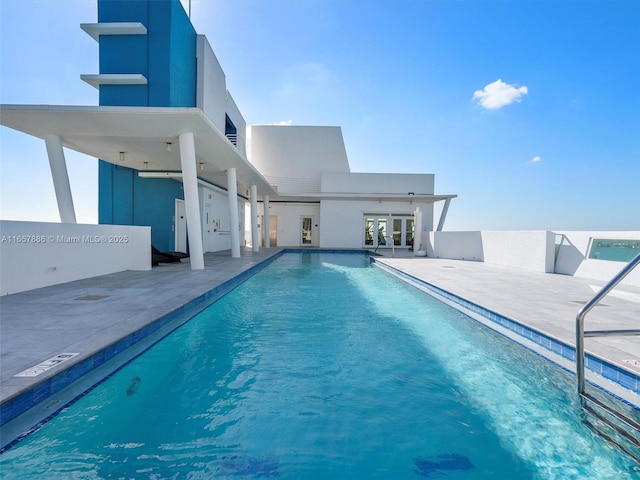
364, 215, 414, 248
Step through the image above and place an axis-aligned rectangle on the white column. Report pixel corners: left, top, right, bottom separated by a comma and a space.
227, 168, 241, 258
178, 132, 204, 270
263, 195, 271, 248
436, 198, 452, 232
44, 134, 76, 224
250, 184, 259, 252
414, 206, 424, 254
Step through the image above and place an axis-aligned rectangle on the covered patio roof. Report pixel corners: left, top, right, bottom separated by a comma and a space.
0, 104, 276, 197
270, 192, 457, 203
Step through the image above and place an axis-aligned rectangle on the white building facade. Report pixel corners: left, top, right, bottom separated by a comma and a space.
249, 125, 455, 251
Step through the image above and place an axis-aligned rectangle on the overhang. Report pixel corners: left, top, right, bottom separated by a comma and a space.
80, 22, 148, 42
0, 104, 275, 196
80, 74, 148, 89
268, 193, 457, 203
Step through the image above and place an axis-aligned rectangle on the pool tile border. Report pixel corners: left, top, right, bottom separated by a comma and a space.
0, 251, 286, 431
1, 250, 377, 452
371, 258, 640, 398
2, 250, 637, 453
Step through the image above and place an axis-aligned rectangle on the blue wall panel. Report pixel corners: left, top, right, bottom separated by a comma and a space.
97, 0, 197, 252
112, 165, 134, 225
146, 0, 197, 107
133, 177, 184, 252
98, 160, 114, 224
147, 0, 171, 107
99, 36, 148, 75
99, 85, 148, 107
168, 1, 197, 107
98, 0, 148, 23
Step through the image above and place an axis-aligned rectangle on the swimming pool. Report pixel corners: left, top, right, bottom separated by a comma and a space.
1, 252, 638, 478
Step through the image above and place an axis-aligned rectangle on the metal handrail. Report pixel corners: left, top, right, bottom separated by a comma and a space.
576, 252, 640, 394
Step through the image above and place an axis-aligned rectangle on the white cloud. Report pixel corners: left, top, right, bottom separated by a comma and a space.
271, 120, 293, 126
528, 155, 542, 163
473, 79, 528, 110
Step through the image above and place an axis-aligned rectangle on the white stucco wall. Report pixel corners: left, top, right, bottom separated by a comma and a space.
259, 203, 320, 247
250, 126, 350, 190
426, 231, 484, 261
322, 173, 435, 195
0, 221, 150, 295
482, 230, 556, 273
320, 200, 433, 249
555, 230, 640, 286
319, 201, 365, 249
200, 186, 240, 253
428, 230, 554, 272
196, 35, 226, 134
196, 35, 247, 158
428, 230, 640, 284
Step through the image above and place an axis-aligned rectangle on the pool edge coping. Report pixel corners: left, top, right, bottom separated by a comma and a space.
0, 249, 376, 451
370, 257, 640, 410
0, 250, 291, 430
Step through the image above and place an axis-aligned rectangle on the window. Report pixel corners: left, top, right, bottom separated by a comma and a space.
225, 114, 237, 146
588, 238, 640, 262
363, 215, 414, 248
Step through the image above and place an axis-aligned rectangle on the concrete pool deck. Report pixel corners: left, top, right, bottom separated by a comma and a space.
0, 248, 284, 409
1, 248, 639, 435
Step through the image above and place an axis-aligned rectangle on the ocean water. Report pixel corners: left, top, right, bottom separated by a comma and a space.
588, 241, 640, 262
1, 253, 638, 479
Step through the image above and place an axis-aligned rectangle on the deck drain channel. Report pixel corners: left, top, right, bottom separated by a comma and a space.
14, 353, 80, 377
75, 295, 110, 301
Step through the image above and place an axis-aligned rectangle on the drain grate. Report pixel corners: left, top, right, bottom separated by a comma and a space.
14, 353, 79, 377
75, 295, 110, 301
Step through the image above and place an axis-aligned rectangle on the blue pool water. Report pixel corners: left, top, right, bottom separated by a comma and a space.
1, 253, 639, 479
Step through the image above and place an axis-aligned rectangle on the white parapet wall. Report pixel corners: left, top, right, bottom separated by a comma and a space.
427, 229, 640, 286
555, 230, 640, 286
0, 221, 151, 295
425, 231, 484, 262
481, 230, 556, 273
427, 230, 555, 272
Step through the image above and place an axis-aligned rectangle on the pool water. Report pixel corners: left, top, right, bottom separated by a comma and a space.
1, 253, 638, 479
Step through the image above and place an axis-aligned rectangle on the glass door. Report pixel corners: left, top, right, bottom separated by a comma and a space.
377, 219, 388, 247
363, 216, 389, 248
364, 215, 414, 249
393, 218, 403, 246
405, 218, 414, 249
301, 216, 313, 245
364, 218, 375, 247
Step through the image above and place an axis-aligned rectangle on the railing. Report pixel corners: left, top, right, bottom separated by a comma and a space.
575, 252, 640, 461
262, 175, 321, 194
225, 133, 237, 146
576, 252, 640, 394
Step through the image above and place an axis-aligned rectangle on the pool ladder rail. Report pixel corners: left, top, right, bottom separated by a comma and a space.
575, 252, 640, 463
580, 387, 640, 463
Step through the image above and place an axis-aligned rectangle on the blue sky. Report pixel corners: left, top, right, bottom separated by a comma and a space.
1, 0, 639, 230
